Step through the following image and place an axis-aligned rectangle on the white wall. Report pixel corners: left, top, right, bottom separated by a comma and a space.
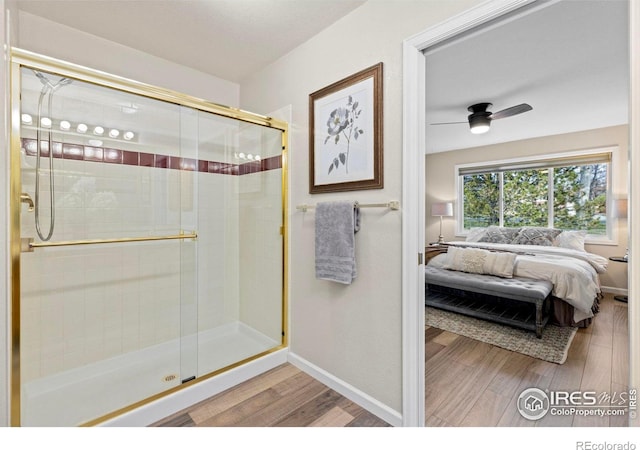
240, 0, 482, 414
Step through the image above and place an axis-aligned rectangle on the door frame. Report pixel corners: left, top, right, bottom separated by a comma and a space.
401, 0, 639, 427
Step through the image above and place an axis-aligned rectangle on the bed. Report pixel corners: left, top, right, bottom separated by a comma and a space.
425, 226, 609, 329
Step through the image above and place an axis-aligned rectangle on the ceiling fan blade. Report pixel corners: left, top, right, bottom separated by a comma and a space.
490, 103, 532, 120
430, 121, 467, 125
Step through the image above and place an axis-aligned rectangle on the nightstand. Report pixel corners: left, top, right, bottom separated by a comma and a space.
425, 244, 449, 265
609, 256, 628, 303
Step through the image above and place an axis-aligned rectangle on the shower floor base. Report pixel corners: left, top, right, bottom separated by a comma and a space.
21, 322, 279, 426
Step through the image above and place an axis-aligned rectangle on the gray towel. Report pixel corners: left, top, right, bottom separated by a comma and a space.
315, 201, 360, 284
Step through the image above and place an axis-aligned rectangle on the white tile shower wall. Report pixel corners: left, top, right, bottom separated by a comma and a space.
20, 158, 187, 383
18, 147, 278, 384
239, 168, 283, 343
20, 246, 184, 382
196, 171, 240, 332
21, 157, 186, 240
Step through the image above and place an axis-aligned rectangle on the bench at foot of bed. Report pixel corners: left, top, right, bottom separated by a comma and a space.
425, 266, 553, 338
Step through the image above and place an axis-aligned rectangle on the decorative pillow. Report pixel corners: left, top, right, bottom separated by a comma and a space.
478, 226, 521, 244
554, 230, 587, 252
442, 246, 517, 278
465, 227, 487, 242
510, 226, 562, 246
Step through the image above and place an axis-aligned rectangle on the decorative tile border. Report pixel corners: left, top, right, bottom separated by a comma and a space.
21, 138, 282, 176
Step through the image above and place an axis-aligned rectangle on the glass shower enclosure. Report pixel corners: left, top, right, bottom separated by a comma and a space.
10, 49, 287, 426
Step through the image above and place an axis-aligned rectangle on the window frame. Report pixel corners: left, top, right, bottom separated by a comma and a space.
455, 146, 618, 245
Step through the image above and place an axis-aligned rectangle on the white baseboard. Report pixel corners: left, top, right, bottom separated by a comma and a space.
99, 349, 288, 427
287, 352, 402, 427
601, 285, 629, 296
98, 349, 401, 427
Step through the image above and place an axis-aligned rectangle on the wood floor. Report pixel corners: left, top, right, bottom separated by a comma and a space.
153, 293, 628, 428
425, 292, 629, 427
152, 363, 391, 427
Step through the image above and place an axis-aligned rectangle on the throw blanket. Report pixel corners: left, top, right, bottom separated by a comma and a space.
429, 241, 607, 323
315, 201, 360, 284
442, 246, 517, 278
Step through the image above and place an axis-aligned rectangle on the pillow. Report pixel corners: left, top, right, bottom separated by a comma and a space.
442, 246, 517, 278
510, 226, 562, 246
465, 227, 487, 242
478, 226, 521, 244
554, 230, 587, 252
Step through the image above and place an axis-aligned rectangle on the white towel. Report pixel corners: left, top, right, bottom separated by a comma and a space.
315, 201, 360, 284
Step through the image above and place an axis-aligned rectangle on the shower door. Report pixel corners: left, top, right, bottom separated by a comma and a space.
12, 54, 286, 426
16, 65, 199, 426
194, 114, 285, 377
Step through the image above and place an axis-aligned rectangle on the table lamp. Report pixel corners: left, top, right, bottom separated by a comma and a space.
431, 202, 453, 244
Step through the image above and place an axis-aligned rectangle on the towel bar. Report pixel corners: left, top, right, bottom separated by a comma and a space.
22, 231, 198, 252
296, 201, 399, 213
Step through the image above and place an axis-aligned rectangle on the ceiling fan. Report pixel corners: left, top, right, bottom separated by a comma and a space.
431, 102, 533, 134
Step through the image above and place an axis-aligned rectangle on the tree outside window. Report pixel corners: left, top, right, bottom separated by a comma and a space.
460, 159, 609, 236
463, 173, 499, 228
554, 164, 607, 235
503, 169, 548, 227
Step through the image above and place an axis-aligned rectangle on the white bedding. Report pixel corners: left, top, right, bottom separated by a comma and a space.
428, 241, 609, 323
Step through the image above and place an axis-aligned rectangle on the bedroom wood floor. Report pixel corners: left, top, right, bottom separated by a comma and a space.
425, 292, 629, 427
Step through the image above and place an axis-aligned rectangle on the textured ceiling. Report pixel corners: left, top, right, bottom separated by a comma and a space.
16, 0, 366, 83
425, 0, 629, 153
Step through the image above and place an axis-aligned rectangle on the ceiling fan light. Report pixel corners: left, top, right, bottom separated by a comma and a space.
469, 114, 491, 134
470, 124, 490, 134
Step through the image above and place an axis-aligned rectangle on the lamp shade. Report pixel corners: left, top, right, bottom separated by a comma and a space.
615, 198, 628, 219
431, 202, 453, 217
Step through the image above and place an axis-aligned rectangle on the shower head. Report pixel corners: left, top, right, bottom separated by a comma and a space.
33, 70, 73, 91
52, 77, 73, 92
34, 70, 55, 89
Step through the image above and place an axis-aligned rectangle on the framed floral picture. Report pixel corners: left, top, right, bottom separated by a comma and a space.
309, 62, 383, 193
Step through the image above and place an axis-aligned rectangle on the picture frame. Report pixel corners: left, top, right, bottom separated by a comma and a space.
309, 62, 383, 194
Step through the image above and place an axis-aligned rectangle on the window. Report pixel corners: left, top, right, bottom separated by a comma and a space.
458, 150, 612, 239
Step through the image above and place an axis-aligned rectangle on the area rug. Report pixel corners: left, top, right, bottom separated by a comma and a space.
425, 307, 577, 364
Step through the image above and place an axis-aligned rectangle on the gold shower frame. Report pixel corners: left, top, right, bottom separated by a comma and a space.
9, 48, 289, 427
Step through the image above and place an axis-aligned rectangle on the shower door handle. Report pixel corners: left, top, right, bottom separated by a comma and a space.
20, 193, 35, 212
